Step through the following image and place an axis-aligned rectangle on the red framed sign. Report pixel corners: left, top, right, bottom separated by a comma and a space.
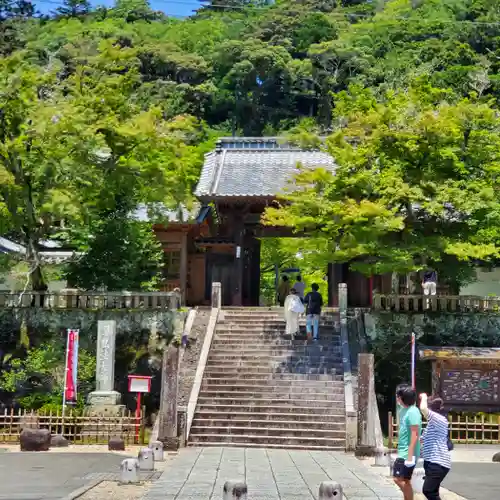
128, 375, 152, 393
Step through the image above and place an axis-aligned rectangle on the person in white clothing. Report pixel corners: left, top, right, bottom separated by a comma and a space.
292, 275, 306, 301
284, 288, 304, 338
419, 393, 451, 500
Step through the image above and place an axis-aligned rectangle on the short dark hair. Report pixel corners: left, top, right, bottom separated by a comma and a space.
296, 275, 302, 281
428, 396, 444, 412
290, 288, 297, 294
311, 283, 319, 291
396, 385, 417, 406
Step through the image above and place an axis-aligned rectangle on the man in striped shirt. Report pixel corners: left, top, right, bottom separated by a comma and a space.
419, 393, 452, 500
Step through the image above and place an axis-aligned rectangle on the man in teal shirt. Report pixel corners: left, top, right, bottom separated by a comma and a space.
393, 384, 422, 500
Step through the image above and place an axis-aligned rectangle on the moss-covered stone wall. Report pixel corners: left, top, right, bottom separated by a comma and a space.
0, 308, 184, 413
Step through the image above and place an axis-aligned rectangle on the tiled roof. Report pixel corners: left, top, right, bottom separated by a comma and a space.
195, 137, 335, 199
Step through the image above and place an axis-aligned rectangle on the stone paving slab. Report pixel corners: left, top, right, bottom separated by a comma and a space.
0, 452, 130, 499
142, 447, 403, 500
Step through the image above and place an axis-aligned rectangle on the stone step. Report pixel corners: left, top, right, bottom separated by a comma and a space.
216, 325, 339, 332
220, 318, 339, 325
188, 433, 346, 448
189, 425, 346, 438
202, 371, 343, 381
187, 440, 345, 451
193, 410, 346, 422
207, 353, 343, 363
214, 331, 341, 346
210, 343, 343, 352
204, 365, 341, 376
211, 338, 342, 347
198, 394, 344, 408
195, 403, 346, 415
201, 383, 344, 394
191, 418, 346, 430
198, 390, 344, 401
201, 377, 344, 387
205, 359, 343, 369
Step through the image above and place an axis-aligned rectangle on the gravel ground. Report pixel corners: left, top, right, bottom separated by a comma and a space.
78, 480, 152, 500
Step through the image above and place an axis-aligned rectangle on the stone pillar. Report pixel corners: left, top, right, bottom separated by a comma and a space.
158, 343, 180, 450
212, 282, 222, 309
177, 406, 187, 447
339, 283, 357, 450
356, 353, 377, 455
87, 320, 123, 415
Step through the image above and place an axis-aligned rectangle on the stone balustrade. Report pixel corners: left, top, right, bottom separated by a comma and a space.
373, 293, 500, 313
0, 290, 182, 310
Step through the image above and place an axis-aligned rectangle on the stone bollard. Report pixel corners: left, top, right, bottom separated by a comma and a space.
319, 481, 343, 498
223, 480, 248, 499
138, 447, 155, 471
374, 446, 389, 467
492, 452, 500, 462
149, 440, 164, 462
120, 458, 140, 484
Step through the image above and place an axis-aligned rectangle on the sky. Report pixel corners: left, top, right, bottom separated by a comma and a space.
35, 0, 199, 18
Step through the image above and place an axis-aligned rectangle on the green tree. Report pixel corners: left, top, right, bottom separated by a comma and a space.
55, 0, 91, 18
0, 340, 95, 410
65, 211, 164, 291
264, 83, 500, 281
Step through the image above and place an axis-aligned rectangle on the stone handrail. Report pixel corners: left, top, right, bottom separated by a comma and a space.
0, 290, 182, 310
373, 293, 500, 313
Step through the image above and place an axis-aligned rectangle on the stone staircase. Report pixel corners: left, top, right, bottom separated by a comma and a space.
189, 308, 347, 450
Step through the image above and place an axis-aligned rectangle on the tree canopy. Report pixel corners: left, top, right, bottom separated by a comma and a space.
264, 83, 500, 278
1, 0, 500, 288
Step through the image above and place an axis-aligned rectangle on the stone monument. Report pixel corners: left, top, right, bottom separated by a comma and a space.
87, 320, 123, 416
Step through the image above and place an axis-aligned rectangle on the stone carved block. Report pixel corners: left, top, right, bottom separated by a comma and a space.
20, 429, 51, 452
95, 320, 116, 393
50, 434, 69, 447
108, 436, 125, 451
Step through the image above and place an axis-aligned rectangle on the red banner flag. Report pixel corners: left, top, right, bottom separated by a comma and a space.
64, 330, 79, 403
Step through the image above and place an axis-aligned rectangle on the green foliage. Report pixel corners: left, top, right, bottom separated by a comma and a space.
260, 237, 328, 305
264, 83, 500, 280
0, 340, 96, 410
65, 213, 164, 291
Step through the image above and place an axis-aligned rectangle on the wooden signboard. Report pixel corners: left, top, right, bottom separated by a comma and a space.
441, 364, 500, 408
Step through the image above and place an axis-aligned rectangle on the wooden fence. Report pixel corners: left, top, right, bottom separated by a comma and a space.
0, 290, 181, 310
373, 294, 500, 313
0, 408, 146, 444
388, 412, 500, 448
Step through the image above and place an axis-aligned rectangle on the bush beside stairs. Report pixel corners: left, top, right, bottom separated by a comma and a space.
188, 308, 346, 450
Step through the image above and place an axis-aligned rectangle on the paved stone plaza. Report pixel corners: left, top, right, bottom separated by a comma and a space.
143, 447, 403, 500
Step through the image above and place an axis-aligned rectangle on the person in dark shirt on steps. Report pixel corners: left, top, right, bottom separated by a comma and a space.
304, 283, 323, 342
